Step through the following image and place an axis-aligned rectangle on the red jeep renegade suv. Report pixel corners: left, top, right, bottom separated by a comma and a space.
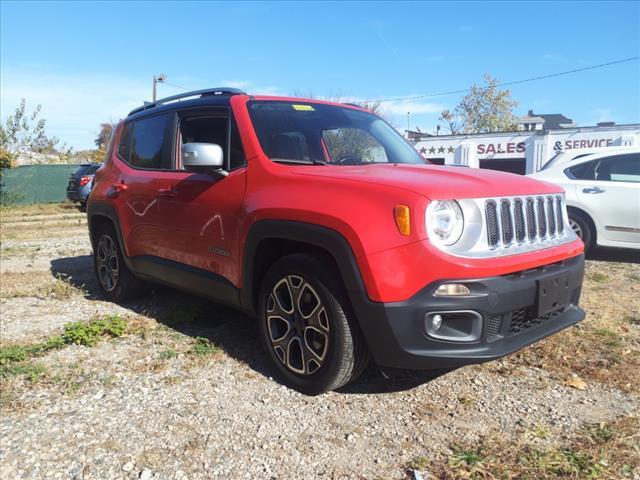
88, 88, 585, 394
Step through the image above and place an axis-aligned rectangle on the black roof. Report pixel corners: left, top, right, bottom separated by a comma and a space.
540, 114, 574, 130
526, 110, 574, 130
127, 87, 246, 119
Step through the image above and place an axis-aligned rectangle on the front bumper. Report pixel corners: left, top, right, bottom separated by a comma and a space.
353, 254, 585, 369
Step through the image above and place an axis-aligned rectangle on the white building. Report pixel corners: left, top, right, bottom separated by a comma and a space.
409, 122, 640, 174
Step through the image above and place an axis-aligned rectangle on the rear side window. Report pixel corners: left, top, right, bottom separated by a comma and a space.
566, 161, 596, 180
599, 154, 640, 183
566, 154, 640, 183
73, 165, 93, 176
118, 113, 173, 169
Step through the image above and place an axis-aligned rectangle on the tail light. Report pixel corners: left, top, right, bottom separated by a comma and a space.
79, 175, 92, 187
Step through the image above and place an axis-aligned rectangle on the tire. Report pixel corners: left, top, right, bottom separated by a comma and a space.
568, 210, 594, 252
93, 223, 146, 302
258, 253, 369, 394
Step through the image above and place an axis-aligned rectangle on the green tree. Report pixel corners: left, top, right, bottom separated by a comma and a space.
94, 122, 114, 149
88, 121, 115, 164
442, 74, 518, 134
0, 98, 71, 164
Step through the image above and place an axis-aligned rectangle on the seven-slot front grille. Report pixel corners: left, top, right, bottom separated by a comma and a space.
485, 195, 565, 249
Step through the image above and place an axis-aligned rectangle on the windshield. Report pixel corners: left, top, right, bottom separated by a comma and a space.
248, 101, 426, 165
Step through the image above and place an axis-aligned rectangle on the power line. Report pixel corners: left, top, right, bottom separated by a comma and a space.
162, 81, 191, 91
361, 56, 640, 104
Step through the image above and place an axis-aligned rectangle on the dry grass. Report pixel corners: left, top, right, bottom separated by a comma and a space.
1, 219, 86, 238
1, 203, 86, 242
411, 415, 639, 479
0, 271, 85, 300
1, 227, 87, 241
494, 260, 640, 393
0, 202, 78, 218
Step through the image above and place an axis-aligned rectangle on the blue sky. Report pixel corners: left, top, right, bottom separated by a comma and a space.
1, 0, 639, 150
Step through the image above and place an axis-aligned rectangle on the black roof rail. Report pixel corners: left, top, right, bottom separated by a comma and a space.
128, 87, 246, 116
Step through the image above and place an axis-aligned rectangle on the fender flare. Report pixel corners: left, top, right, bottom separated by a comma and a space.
240, 220, 368, 314
86, 201, 135, 271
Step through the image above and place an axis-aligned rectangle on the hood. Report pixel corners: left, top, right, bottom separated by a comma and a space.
292, 163, 560, 200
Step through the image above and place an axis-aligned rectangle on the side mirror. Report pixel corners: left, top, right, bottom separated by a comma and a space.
181, 143, 227, 175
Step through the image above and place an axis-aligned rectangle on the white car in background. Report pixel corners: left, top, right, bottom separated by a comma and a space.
529, 148, 640, 252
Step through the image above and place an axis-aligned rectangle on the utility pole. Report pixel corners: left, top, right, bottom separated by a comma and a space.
407, 111, 411, 138
152, 73, 166, 102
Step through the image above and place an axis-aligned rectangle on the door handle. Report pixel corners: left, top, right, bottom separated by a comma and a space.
107, 182, 128, 198
157, 187, 177, 197
582, 186, 605, 194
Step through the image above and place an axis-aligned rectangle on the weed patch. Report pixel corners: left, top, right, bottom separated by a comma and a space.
159, 349, 178, 360
408, 456, 429, 471
588, 271, 609, 283
61, 315, 126, 346
189, 337, 220, 357
0, 315, 128, 380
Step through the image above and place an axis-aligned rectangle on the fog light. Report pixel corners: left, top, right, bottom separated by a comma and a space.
431, 314, 443, 331
434, 283, 471, 297
425, 311, 483, 342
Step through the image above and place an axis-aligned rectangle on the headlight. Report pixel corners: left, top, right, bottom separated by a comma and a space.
426, 200, 464, 246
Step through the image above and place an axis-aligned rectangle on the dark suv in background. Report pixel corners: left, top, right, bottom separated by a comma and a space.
67, 163, 101, 207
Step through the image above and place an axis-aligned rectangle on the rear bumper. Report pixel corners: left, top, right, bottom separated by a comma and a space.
352, 253, 585, 369
66, 187, 89, 202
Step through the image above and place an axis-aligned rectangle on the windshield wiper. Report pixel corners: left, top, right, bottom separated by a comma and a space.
272, 158, 327, 165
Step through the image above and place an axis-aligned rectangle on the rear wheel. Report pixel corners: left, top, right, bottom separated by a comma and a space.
258, 254, 369, 394
93, 224, 146, 302
568, 210, 593, 252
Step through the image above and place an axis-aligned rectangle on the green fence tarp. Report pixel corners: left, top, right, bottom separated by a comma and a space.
1, 164, 82, 205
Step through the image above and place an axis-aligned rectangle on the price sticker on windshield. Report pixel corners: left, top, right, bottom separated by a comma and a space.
292, 104, 315, 111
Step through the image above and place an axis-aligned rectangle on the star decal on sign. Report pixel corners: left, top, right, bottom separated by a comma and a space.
428, 147, 436, 154
419, 147, 427, 155
448, 146, 455, 153
437, 146, 445, 154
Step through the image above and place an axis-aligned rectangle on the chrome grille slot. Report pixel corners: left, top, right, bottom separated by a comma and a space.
485, 201, 499, 247
514, 199, 525, 243
526, 198, 537, 240
500, 199, 514, 245
537, 197, 547, 238
555, 196, 564, 233
547, 197, 556, 236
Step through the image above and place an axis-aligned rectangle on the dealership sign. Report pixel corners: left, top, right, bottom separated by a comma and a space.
416, 133, 626, 160
477, 142, 526, 155
553, 138, 614, 151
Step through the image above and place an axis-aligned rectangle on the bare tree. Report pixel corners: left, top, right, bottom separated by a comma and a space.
439, 109, 462, 135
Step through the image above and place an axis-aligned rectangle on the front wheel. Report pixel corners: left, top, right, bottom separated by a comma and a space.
568, 210, 594, 252
93, 224, 147, 302
258, 254, 369, 394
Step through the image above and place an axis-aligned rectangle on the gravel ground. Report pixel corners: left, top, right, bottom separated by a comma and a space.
1, 205, 638, 479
